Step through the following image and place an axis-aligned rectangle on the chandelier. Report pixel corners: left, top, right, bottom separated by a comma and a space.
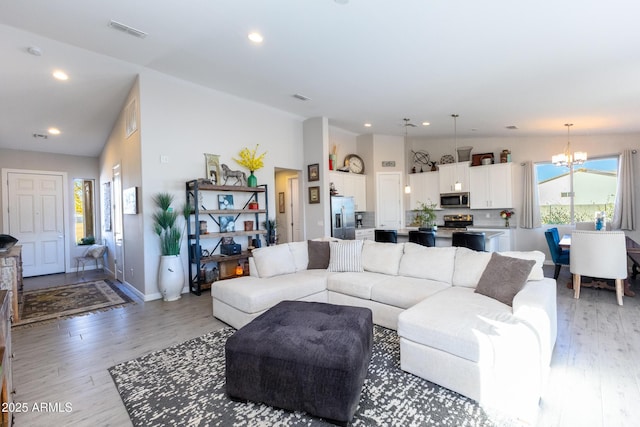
552, 123, 587, 167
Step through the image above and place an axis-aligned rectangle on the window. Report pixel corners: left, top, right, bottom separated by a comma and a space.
74, 179, 96, 245
536, 157, 618, 225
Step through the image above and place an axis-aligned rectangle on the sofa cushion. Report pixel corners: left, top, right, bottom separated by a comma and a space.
475, 253, 535, 306
398, 243, 456, 284
361, 240, 404, 276
212, 273, 327, 314
307, 240, 330, 269
288, 241, 309, 272
452, 247, 492, 288
370, 276, 450, 309
328, 240, 364, 272
398, 287, 521, 363
499, 251, 545, 281
327, 272, 388, 300
251, 244, 296, 278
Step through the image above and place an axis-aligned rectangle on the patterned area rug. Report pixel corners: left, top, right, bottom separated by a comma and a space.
109, 326, 523, 427
17, 279, 134, 326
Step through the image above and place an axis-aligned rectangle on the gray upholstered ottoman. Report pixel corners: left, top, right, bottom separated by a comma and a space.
225, 300, 373, 425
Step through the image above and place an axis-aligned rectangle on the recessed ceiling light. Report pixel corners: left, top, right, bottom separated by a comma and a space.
422, 122, 430, 126
248, 32, 264, 43
52, 70, 68, 81
48, 127, 61, 135
364, 123, 372, 128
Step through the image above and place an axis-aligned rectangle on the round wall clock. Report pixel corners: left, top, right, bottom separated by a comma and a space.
344, 154, 365, 174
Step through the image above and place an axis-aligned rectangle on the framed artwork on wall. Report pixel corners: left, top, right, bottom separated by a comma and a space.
125, 99, 138, 138
103, 182, 112, 231
123, 187, 138, 215
309, 186, 320, 204
279, 192, 285, 213
308, 163, 320, 181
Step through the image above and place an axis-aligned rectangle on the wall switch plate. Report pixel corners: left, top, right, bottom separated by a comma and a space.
160, 155, 169, 163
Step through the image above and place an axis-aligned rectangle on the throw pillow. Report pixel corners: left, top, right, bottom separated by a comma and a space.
452, 247, 492, 288
251, 245, 296, 278
499, 251, 545, 281
328, 240, 364, 272
307, 240, 330, 269
475, 252, 535, 306
288, 241, 309, 272
361, 240, 404, 275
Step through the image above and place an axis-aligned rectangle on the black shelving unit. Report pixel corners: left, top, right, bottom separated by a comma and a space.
185, 180, 269, 295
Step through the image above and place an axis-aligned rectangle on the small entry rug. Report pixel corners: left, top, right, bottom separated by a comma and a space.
109, 326, 522, 427
17, 279, 134, 326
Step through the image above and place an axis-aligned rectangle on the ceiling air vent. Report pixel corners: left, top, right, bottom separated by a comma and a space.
505, 125, 519, 130
32, 133, 48, 140
292, 93, 311, 101
108, 20, 148, 39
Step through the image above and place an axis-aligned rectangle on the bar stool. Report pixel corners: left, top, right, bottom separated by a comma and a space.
408, 230, 436, 247
374, 230, 398, 243
452, 232, 485, 252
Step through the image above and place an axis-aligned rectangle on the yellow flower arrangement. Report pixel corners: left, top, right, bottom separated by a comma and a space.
233, 145, 267, 172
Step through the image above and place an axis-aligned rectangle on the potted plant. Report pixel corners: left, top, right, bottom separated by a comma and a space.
233, 144, 267, 187
413, 200, 437, 230
262, 218, 277, 245
153, 192, 190, 301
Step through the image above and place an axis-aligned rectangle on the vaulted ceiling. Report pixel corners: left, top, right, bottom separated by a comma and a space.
1, 0, 639, 157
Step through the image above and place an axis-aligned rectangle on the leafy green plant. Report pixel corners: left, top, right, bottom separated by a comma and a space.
153, 192, 190, 256
413, 200, 437, 228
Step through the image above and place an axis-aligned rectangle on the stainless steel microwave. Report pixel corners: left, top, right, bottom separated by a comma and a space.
440, 192, 470, 208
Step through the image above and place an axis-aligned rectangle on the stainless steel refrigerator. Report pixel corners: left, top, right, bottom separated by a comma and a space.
331, 196, 356, 239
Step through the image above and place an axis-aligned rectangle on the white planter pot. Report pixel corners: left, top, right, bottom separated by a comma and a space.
158, 255, 184, 301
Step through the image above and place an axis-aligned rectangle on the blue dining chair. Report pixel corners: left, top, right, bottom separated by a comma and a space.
545, 229, 569, 279
547, 227, 561, 245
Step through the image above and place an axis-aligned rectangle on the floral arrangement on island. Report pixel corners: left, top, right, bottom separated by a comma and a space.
233, 144, 267, 187
500, 210, 514, 228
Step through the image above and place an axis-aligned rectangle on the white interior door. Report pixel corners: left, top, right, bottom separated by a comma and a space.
7, 172, 65, 277
376, 172, 403, 229
287, 176, 302, 242
112, 165, 125, 282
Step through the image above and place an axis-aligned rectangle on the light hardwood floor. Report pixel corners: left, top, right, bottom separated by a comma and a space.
10, 267, 640, 426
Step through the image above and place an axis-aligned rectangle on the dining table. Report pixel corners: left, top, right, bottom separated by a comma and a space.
559, 233, 639, 297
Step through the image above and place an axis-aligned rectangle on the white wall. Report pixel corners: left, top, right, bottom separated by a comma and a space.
134, 69, 304, 298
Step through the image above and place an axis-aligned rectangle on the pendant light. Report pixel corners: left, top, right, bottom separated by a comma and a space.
452, 114, 462, 191
552, 123, 587, 167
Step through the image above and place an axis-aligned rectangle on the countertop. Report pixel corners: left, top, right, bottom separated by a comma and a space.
397, 228, 504, 239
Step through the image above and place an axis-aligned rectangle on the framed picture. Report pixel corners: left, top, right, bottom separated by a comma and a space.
123, 187, 138, 214
308, 186, 320, 204
279, 192, 285, 213
308, 163, 320, 182
103, 182, 112, 231
204, 153, 221, 184
218, 194, 234, 210
219, 216, 236, 232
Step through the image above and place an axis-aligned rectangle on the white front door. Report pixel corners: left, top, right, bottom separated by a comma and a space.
376, 172, 403, 229
7, 172, 65, 277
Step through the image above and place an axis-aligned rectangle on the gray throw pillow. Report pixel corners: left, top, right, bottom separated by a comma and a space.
474, 252, 535, 306
307, 240, 330, 269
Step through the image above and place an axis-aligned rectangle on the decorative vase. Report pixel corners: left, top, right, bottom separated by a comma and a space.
247, 171, 257, 187
505, 219, 510, 228
158, 255, 184, 301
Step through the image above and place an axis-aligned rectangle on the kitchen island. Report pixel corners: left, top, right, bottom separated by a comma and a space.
396, 228, 504, 250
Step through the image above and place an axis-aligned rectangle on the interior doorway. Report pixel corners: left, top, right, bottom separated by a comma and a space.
274, 168, 303, 243
112, 164, 125, 282
376, 172, 403, 229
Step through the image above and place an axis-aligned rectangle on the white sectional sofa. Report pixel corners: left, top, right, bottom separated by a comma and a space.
211, 239, 557, 422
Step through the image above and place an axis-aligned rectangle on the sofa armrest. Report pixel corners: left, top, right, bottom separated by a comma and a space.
512, 278, 558, 366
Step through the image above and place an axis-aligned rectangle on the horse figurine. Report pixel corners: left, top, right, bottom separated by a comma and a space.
221, 164, 247, 186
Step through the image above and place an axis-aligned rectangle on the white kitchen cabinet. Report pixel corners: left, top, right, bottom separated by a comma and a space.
469, 163, 513, 209
355, 228, 375, 240
408, 172, 440, 210
438, 162, 470, 193
329, 171, 367, 211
